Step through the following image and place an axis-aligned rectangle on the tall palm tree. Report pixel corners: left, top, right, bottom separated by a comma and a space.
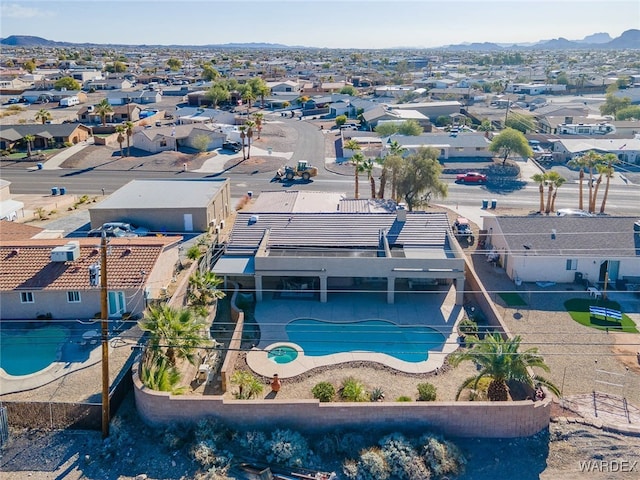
385, 154, 405, 202
244, 120, 255, 159
94, 99, 113, 126
567, 155, 587, 211
23, 134, 35, 157
570, 151, 604, 213
450, 334, 560, 401
34, 108, 52, 125
115, 124, 126, 157
139, 305, 210, 366
124, 121, 135, 156
239, 125, 247, 160
362, 158, 376, 198
595, 153, 619, 214
531, 173, 546, 213
547, 171, 566, 213
351, 152, 365, 199
252, 112, 264, 139
378, 140, 406, 199
345, 139, 363, 199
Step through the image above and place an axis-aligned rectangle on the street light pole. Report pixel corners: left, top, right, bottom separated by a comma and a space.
100, 231, 110, 438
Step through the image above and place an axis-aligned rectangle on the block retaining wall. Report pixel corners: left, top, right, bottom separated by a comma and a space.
133, 364, 551, 438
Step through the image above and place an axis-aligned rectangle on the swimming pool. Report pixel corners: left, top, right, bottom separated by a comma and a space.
285, 319, 445, 363
0, 326, 68, 376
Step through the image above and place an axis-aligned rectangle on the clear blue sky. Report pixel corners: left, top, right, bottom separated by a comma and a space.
1, 0, 638, 49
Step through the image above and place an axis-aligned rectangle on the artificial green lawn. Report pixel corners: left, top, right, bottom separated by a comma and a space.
498, 292, 527, 307
564, 298, 639, 333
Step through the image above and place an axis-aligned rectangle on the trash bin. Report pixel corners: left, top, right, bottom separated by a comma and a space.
51, 187, 59, 195
59, 187, 66, 195
36, 163, 43, 170
481, 199, 488, 209
574, 272, 583, 284
491, 199, 497, 209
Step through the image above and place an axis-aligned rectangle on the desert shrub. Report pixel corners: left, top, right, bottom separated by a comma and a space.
370, 387, 385, 402
417, 382, 437, 401
161, 423, 193, 450
354, 448, 391, 480
335, 114, 347, 126
340, 377, 368, 402
379, 433, 431, 480
266, 429, 310, 466
335, 432, 367, 457
396, 396, 412, 402
237, 430, 268, 458
194, 418, 233, 445
312, 381, 335, 402
468, 377, 491, 401
458, 318, 478, 336
342, 459, 359, 479
418, 434, 466, 477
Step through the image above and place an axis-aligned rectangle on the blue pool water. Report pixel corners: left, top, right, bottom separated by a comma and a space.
285, 319, 446, 363
0, 326, 68, 376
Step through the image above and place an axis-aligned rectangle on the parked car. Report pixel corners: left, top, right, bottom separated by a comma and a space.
340, 122, 359, 131
222, 141, 242, 152
456, 172, 487, 184
88, 222, 149, 237
453, 217, 475, 244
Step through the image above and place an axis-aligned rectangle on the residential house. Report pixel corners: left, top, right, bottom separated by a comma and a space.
481, 216, 640, 289
0, 236, 182, 320
0, 124, 92, 151
361, 105, 432, 131
267, 80, 301, 94
85, 76, 134, 90
213, 199, 466, 305
384, 132, 492, 160
173, 106, 235, 125
551, 137, 640, 164
89, 178, 231, 234
106, 90, 162, 105
131, 123, 225, 154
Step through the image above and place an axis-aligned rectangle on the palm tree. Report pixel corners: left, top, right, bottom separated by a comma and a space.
252, 112, 264, 139
450, 334, 560, 401
23, 134, 35, 157
231, 370, 264, 399
139, 305, 210, 367
244, 120, 255, 159
94, 99, 113, 126
363, 158, 376, 198
570, 151, 604, 213
140, 351, 187, 393
351, 152, 365, 199
378, 140, 406, 199
34, 108, 52, 125
595, 153, 619, 214
385, 154, 405, 203
547, 171, 566, 213
124, 121, 135, 156
188, 270, 226, 317
567, 155, 588, 211
531, 173, 546, 213
115, 125, 126, 157
239, 125, 247, 160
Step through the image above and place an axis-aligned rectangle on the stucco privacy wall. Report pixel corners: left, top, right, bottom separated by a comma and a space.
133, 368, 551, 438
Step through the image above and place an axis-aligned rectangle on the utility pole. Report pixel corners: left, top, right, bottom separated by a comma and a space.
100, 231, 110, 438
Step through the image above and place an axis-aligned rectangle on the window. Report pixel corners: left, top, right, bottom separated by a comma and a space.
160, 139, 167, 147
566, 259, 577, 271
67, 291, 81, 303
20, 291, 34, 303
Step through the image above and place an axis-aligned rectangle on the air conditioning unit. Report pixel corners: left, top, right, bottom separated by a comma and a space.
51, 241, 80, 262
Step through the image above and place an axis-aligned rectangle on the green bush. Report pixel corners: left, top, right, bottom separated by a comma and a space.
396, 396, 413, 402
417, 382, 437, 401
312, 381, 335, 402
458, 318, 478, 336
340, 377, 368, 402
335, 114, 347, 126
186, 244, 202, 260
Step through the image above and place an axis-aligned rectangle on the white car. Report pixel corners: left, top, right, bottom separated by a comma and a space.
556, 209, 593, 217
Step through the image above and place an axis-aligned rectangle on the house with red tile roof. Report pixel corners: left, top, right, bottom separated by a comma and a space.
0, 236, 182, 320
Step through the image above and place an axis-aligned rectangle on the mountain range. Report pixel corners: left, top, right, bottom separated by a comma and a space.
1, 30, 639, 50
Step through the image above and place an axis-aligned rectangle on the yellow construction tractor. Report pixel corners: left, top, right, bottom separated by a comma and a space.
274, 160, 319, 181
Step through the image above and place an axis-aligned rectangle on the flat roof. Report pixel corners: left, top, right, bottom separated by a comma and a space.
212, 256, 255, 275
91, 179, 228, 210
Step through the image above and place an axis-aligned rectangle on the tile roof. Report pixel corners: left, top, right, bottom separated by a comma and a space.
0, 220, 45, 241
0, 237, 181, 291
492, 216, 640, 257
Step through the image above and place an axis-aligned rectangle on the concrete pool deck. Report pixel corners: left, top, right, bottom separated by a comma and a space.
246, 286, 463, 378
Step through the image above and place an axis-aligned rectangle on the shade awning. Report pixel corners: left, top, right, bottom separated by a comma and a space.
212, 255, 255, 275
